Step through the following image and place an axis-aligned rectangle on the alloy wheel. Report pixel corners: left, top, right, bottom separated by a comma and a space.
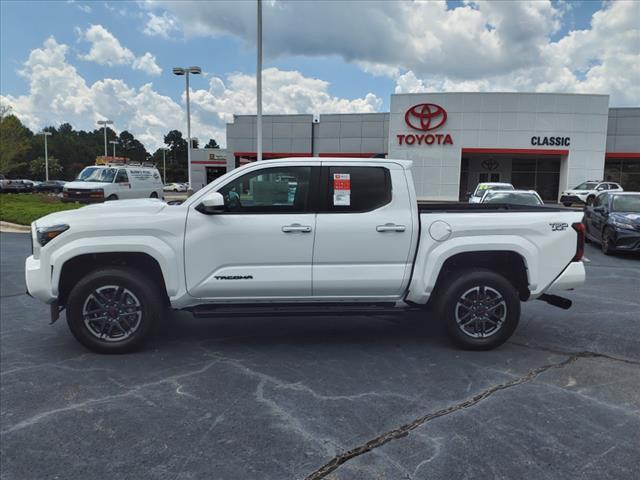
82, 285, 142, 342
454, 286, 507, 339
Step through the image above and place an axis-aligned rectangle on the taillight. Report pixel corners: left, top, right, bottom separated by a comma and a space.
571, 222, 585, 261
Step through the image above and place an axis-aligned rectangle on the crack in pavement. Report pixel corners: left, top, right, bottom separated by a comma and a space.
302, 351, 617, 480
509, 341, 640, 365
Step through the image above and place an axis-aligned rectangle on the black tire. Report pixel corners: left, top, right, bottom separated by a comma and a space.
66, 267, 163, 353
601, 227, 615, 255
106, 194, 118, 201
436, 269, 520, 350
562, 202, 572, 207
173, 188, 178, 192
150, 191, 158, 198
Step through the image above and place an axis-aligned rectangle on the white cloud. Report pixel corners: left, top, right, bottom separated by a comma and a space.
78, 25, 163, 75
132, 52, 163, 76
393, 1, 640, 105
80, 24, 135, 66
1, 37, 381, 151
144, 0, 639, 105
143, 12, 179, 38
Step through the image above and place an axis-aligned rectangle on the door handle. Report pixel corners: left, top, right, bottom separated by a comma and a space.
282, 224, 312, 233
376, 223, 406, 233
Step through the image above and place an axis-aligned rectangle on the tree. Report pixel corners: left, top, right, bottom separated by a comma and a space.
0, 114, 32, 176
118, 130, 148, 163
30, 156, 63, 180
204, 138, 220, 149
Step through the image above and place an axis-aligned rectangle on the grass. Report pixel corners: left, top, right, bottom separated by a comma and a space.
0, 194, 82, 225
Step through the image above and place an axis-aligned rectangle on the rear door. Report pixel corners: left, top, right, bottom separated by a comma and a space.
312, 162, 416, 299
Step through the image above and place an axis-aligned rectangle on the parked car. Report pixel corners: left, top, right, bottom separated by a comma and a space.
468, 182, 515, 203
62, 165, 163, 203
35, 180, 67, 193
583, 191, 640, 254
560, 181, 622, 207
480, 189, 544, 206
163, 183, 188, 192
0, 179, 33, 193
26, 158, 586, 353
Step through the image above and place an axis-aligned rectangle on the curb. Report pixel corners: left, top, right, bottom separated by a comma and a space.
0, 221, 30, 233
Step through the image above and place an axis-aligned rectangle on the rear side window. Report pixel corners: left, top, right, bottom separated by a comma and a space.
326, 166, 391, 212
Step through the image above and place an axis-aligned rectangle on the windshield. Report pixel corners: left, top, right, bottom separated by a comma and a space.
483, 192, 542, 206
612, 194, 640, 213
474, 184, 514, 197
76, 167, 116, 183
574, 182, 598, 190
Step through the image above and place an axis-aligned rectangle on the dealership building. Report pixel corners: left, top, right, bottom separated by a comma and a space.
191, 93, 640, 200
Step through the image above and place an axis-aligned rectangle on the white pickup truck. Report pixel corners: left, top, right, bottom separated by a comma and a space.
26, 158, 586, 353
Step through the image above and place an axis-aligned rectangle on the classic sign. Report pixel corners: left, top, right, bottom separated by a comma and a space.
531, 136, 571, 147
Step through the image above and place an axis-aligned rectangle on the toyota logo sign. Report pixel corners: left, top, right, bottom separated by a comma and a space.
404, 103, 447, 131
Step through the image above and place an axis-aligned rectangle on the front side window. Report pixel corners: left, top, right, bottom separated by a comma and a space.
218, 166, 311, 213
326, 166, 391, 212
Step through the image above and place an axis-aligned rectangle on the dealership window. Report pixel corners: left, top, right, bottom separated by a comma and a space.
325, 166, 391, 212
604, 158, 640, 191
511, 158, 560, 201
218, 166, 311, 213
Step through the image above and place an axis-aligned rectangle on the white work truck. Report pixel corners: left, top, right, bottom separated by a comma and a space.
26, 158, 586, 353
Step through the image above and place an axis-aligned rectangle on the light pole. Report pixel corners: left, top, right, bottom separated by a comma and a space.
97, 120, 113, 156
161, 147, 169, 184
257, 0, 263, 162
38, 131, 52, 181
173, 66, 201, 194
109, 140, 118, 158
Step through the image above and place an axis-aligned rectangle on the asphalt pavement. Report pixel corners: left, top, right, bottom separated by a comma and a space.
1, 232, 639, 480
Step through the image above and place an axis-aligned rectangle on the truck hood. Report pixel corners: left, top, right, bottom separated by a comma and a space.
35, 198, 167, 228
64, 181, 112, 190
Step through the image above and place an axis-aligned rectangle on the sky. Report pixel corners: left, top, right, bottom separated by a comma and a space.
1, 0, 638, 152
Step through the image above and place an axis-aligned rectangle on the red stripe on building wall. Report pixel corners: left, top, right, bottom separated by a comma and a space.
605, 152, 640, 159
461, 148, 569, 156
192, 160, 227, 165
233, 152, 311, 158
318, 153, 378, 158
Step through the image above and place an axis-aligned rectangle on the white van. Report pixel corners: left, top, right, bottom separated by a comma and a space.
62, 164, 164, 203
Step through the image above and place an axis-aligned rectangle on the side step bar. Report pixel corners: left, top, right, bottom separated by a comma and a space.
538, 294, 572, 310
188, 302, 420, 318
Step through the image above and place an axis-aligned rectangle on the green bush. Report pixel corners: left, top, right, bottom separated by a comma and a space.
0, 193, 82, 225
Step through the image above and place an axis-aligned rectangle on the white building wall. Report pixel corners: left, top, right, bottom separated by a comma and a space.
389, 92, 610, 200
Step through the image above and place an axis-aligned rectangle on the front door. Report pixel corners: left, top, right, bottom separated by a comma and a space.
184, 164, 318, 300
312, 164, 416, 299
114, 169, 131, 199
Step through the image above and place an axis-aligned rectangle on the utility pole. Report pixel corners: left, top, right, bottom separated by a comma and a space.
109, 140, 118, 158
38, 131, 52, 181
97, 120, 113, 156
173, 66, 201, 194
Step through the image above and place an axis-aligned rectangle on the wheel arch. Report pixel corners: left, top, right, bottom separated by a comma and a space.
429, 250, 530, 304
58, 252, 170, 307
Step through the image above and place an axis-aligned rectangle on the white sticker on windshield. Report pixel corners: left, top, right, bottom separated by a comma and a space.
333, 173, 351, 206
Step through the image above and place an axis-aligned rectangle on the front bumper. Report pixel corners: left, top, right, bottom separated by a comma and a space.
25, 255, 56, 304
611, 229, 640, 251
560, 195, 585, 205
543, 261, 586, 294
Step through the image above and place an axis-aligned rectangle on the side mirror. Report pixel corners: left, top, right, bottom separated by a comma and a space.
196, 191, 225, 214
465, 192, 471, 200
593, 206, 605, 213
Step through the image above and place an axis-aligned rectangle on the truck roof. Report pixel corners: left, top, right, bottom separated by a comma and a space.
241, 157, 414, 169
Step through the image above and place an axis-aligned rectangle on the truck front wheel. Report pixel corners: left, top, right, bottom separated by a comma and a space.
66, 267, 162, 353
438, 269, 520, 350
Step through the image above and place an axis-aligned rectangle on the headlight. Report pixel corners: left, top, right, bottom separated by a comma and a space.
611, 219, 635, 231
37, 224, 69, 246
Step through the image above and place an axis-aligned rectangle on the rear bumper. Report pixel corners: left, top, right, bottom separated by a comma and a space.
25, 255, 56, 304
542, 261, 586, 294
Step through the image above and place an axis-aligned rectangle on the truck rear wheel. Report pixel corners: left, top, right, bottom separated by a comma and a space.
66, 267, 162, 353
437, 269, 520, 350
